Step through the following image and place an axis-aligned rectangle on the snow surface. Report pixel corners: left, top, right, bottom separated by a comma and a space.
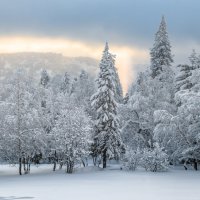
0, 164, 200, 200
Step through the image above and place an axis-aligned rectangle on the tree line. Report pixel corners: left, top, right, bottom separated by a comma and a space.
0, 16, 200, 175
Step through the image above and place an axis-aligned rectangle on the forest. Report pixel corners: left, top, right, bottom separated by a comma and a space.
0, 16, 200, 175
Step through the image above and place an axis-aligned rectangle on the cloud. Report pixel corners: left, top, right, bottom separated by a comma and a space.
0, 0, 200, 91
0, 0, 200, 46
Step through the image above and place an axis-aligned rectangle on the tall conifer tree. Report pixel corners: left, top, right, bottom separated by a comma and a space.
150, 16, 173, 78
91, 43, 124, 168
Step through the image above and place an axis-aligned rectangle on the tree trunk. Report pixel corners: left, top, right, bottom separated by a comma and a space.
66, 163, 69, 173
102, 150, 107, 168
28, 163, 30, 173
53, 161, 56, 171
53, 151, 57, 171
82, 159, 86, 167
93, 156, 97, 166
59, 161, 63, 170
27, 157, 30, 174
184, 161, 187, 170
66, 161, 74, 173
23, 158, 26, 172
19, 157, 22, 175
70, 162, 74, 173
194, 160, 198, 171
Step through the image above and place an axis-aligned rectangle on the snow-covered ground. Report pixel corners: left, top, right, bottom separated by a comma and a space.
0, 164, 200, 200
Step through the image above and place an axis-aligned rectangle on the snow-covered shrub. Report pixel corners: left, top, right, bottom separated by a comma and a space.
123, 148, 142, 171
141, 143, 169, 172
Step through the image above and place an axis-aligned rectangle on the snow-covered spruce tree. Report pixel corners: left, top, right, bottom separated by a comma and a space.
40, 69, 50, 88
60, 72, 72, 95
150, 16, 173, 78
188, 50, 200, 92
91, 42, 124, 168
123, 93, 129, 104
189, 49, 200, 69
51, 98, 91, 173
190, 66, 200, 92
175, 64, 193, 93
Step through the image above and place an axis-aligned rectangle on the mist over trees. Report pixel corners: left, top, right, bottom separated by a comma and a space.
0, 16, 200, 175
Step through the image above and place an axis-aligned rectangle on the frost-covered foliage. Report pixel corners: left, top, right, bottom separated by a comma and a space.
127, 46, 200, 171
153, 90, 200, 169
122, 62, 175, 152
150, 16, 173, 78
0, 69, 46, 175
123, 144, 169, 172
124, 72, 155, 149
175, 64, 193, 93
122, 16, 200, 172
91, 43, 124, 168
189, 49, 200, 69
52, 99, 91, 173
141, 144, 169, 172
123, 148, 142, 171
112, 64, 123, 104
118, 103, 148, 150
153, 109, 174, 148
0, 66, 96, 174
153, 110, 178, 162
73, 70, 95, 117
1, 16, 200, 176
174, 91, 200, 169
60, 72, 72, 95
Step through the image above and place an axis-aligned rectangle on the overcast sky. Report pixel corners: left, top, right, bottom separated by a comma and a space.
0, 0, 199, 91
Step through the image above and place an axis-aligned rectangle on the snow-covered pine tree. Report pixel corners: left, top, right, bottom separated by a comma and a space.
40, 69, 50, 88
91, 42, 124, 168
150, 16, 173, 78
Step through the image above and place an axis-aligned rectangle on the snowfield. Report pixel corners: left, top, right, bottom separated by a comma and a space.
0, 164, 200, 200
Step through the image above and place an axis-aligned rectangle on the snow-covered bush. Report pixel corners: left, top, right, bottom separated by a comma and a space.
141, 143, 169, 172
123, 148, 142, 171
